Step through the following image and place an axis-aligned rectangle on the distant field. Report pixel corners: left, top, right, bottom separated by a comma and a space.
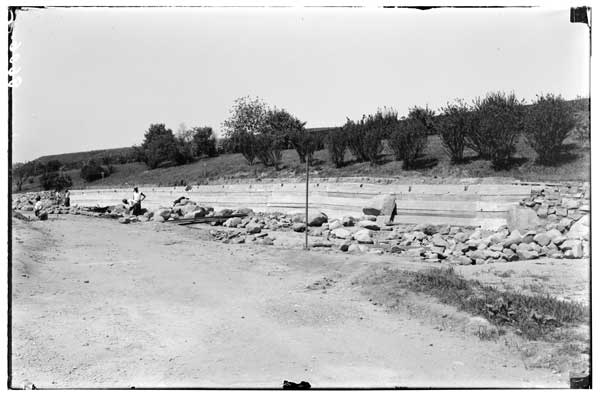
34, 147, 136, 167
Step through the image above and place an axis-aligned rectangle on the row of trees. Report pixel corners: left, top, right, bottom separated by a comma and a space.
13, 92, 583, 192
326, 92, 580, 170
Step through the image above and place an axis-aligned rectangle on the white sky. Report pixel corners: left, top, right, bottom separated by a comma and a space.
11, 7, 590, 163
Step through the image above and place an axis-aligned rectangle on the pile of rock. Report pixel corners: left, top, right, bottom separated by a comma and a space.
209, 229, 275, 245
12, 191, 54, 212
520, 183, 590, 225
12, 185, 590, 265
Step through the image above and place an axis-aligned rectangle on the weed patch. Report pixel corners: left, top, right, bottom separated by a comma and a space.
399, 267, 588, 340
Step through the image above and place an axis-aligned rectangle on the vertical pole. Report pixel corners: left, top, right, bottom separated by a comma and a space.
305, 154, 309, 250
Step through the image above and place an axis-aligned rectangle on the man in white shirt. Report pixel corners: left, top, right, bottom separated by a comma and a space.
130, 187, 146, 216
34, 196, 43, 217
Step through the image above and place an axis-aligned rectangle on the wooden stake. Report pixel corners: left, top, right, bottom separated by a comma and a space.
305, 155, 309, 250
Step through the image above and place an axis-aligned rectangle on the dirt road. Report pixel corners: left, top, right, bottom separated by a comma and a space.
11, 216, 570, 388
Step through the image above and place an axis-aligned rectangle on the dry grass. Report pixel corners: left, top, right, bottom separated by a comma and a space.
397, 267, 588, 341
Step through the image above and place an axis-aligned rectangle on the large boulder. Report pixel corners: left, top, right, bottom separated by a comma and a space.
331, 228, 351, 239
292, 222, 306, 232
357, 220, 380, 231
506, 206, 544, 234
353, 229, 373, 244
503, 230, 523, 247
362, 194, 396, 218
154, 208, 172, 221
328, 219, 343, 230
245, 223, 262, 234
342, 216, 356, 227
567, 214, 589, 240
224, 217, 242, 228
561, 239, 582, 252
431, 234, 447, 248
414, 223, 438, 236
516, 249, 539, 260
233, 208, 254, 216
182, 204, 205, 217
291, 211, 328, 227
533, 232, 551, 247
215, 208, 234, 217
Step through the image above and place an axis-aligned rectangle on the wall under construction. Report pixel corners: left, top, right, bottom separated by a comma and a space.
70, 181, 539, 229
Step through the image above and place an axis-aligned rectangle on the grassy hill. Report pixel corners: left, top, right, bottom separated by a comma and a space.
15, 98, 590, 192
15, 132, 589, 193
34, 147, 136, 168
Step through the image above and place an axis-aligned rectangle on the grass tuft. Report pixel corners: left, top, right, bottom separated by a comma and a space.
403, 267, 588, 340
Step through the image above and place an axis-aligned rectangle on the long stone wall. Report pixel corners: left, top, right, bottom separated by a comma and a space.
70, 181, 542, 229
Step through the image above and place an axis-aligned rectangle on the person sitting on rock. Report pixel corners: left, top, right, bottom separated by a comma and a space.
130, 187, 146, 216
34, 196, 42, 217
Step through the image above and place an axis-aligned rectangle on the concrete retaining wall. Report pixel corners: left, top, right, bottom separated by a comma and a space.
70, 181, 539, 229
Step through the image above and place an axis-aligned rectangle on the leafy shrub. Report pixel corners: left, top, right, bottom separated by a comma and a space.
468, 92, 525, 169
326, 127, 347, 168
524, 94, 577, 164
44, 160, 63, 173
12, 161, 36, 191
288, 129, 323, 164
573, 111, 590, 143
191, 127, 218, 158
259, 108, 305, 168
141, 124, 181, 169
80, 160, 110, 182
222, 96, 268, 165
345, 109, 396, 164
388, 107, 433, 169
437, 100, 475, 163
39, 172, 72, 190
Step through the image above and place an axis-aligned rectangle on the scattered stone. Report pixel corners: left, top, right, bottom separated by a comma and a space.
245, 223, 262, 234
328, 219, 342, 230
516, 249, 539, 260
567, 214, 589, 240
357, 220, 380, 231
362, 194, 396, 217
342, 216, 355, 227
390, 245, 405, 254
504, 230, 523, 247
340, 241, 351, 252
533, 232, 551, 247
330, 228, 351, 239
562, 198, 580, 209
502, 248, 518, 261
308, 212, 328, 227
353, 229, 373, 244
415, 224, 437, 236
431, 234, 447, 248
457, 256, 473, 265
224, 217, 242, 228
454, 232, 468, 243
